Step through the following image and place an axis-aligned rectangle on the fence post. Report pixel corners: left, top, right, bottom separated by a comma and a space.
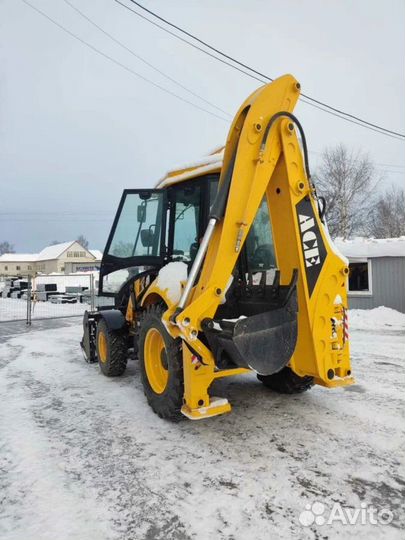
90, 274, 95, 312
26, 275, 32, 326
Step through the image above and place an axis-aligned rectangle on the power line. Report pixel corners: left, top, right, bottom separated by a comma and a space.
113, 0, 265, 84
62, 0, 231, 118
376, 162, 405, 169
120, 0, 405, 140
298, 96, 404, 140
20, 0, 230, 123
115, 0, 404, 140
376, 169, 404, 174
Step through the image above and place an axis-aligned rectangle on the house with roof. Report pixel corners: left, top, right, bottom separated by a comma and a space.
0, 241, 102, 276
335, 236, 405, 313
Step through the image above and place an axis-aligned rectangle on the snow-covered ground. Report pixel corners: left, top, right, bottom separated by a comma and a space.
0, 308, 404, 539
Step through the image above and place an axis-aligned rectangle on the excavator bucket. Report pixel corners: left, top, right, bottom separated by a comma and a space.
204, 272, 299, 376
231, 289, 297, 375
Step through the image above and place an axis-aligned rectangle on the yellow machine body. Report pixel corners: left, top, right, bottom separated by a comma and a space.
137, 74, 353, 419
85, 74, 353, 420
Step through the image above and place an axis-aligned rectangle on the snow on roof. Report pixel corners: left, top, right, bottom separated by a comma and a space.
37, 241, 75, 261
167, 149, 225, 172
0, 253, 38, 262
90, 249, 103, 260
335, 236, 405, 259
156, 147, 224, 188
1, 242, 102, 263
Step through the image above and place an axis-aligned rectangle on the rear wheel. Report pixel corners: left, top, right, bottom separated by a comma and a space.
96, 319, 128, 376
257, 366, 313, 394
139, 305, 183, 421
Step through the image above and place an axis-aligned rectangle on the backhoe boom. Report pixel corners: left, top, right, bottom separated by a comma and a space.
163, 74, 353, 418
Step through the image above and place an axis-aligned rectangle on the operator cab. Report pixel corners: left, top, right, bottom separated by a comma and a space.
98, 174, 277, 312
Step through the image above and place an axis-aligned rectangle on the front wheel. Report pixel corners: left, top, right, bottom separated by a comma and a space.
257, 366, 313, 394
139, 305, 184, 421
96, 319, 128, 376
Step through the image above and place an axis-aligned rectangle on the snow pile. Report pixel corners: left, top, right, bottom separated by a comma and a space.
335, 236, 405, 258
156, 262, 188, 303
349, 306, 405, 331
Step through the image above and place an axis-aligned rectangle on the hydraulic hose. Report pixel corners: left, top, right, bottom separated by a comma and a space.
260, 111, 311, 180
261, 111, 328, 222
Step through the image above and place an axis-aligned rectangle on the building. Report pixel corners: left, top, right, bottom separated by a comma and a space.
335, 236, 405, 313
0, 241, 103, 276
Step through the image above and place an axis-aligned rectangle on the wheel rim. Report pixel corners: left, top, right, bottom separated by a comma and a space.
144, 328, 168, 394
98, 330, 108, 363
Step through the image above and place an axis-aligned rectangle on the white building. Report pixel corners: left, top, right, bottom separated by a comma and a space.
0, 241, 102, 276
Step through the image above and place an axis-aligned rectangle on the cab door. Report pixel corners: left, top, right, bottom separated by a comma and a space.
99, 189, 167, 294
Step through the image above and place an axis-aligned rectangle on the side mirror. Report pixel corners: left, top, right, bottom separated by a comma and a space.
140, 229, 154, 247
137, 204, 146, 223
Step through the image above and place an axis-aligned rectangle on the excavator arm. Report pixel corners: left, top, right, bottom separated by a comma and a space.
160, 74, 354, 419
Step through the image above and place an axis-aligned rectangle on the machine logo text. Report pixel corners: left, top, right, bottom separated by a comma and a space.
298, 214, 321, 267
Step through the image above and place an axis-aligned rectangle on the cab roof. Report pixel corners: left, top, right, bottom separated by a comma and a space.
155, 146, 224, 189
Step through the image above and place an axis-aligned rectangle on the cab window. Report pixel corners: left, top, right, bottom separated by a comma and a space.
245, 196, 276, 273
171, 184, 201, 262
108, 192, 164, 258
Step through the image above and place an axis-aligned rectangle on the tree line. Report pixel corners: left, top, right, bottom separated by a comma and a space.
313, 144, 405, 239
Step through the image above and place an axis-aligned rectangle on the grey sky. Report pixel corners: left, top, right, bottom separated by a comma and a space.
1, 0, 404, 251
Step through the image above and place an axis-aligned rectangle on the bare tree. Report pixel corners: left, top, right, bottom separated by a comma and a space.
0, 241, 15, 255
76, 234, 89, 249
313, 145, 376, 238
368, 185, 405, 238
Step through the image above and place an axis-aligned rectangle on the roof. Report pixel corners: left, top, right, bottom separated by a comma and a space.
335, 237, 405, 259
37, 241, 76, 261
156, 147, 224, 188
0, 253, 38, 262
89, 249, 103, 260
0, 242, 101, 263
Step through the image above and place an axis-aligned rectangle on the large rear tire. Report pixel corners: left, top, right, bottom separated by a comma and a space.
257, 366, 313, 394
96, 319, 128, 377
139, 305, 184, 421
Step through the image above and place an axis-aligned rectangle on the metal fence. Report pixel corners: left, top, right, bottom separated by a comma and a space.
0, 273, 111, 324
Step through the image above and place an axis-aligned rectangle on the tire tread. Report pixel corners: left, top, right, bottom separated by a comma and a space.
97, 319, 128, 377
258, 366, 313, 394
139, 305, 184, 421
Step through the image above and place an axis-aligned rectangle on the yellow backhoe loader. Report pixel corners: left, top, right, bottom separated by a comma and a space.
81, 74, 354, 420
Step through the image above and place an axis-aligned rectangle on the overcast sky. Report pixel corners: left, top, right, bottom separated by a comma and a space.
1, 0, 404, 252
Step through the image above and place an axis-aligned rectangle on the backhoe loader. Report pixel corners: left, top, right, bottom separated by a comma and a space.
81, 74, 354, 420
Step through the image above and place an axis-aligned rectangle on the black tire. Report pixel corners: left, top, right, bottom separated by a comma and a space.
257, 366, 313, 394
139, 305, 184, 421
96, 319, 128, 377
